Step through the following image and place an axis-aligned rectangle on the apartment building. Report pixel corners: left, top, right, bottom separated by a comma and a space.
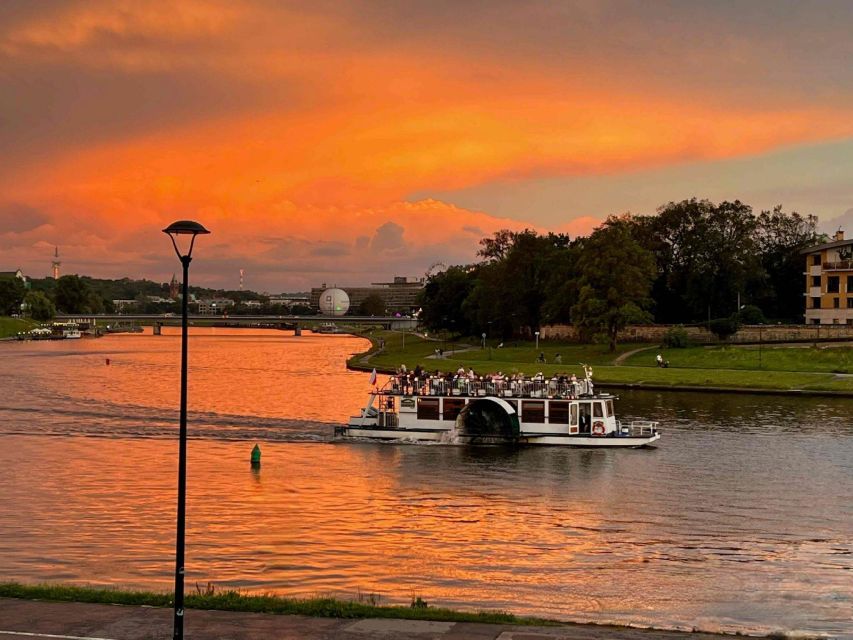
802, 230, 853, 325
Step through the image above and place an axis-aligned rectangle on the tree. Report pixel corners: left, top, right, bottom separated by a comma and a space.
55, 275, 92, 313
753, 207, 822, 321
24, 290, 55, 321
737, 304, 766, 325
0, 277, 27, 315
709, 316, 739, 341
419, 266, 476, 336
468, 230, 573, 336
626, 199, 764, 323
356, 293, 386, 316
86, 290, 105, 314
570, 217, 656, 351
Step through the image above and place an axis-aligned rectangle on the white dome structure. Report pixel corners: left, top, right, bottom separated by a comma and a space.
319, 288, 350, 316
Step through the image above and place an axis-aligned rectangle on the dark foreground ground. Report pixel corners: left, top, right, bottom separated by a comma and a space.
0, 598, 733, 640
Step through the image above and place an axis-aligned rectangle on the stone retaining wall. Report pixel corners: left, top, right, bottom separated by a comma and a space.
540, 323, 853, 344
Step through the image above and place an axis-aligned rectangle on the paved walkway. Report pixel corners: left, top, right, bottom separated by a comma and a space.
0, 598, 728, 640
612, 346, 656, 366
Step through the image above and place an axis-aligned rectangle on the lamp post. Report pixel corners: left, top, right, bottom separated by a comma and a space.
163, 220, 210, 640
535, 331, 540, 350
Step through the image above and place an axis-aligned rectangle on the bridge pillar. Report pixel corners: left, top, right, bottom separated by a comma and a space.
294, 324, 301, 336
153, 322, 162, 336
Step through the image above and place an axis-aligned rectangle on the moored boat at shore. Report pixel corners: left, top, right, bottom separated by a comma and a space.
338, 366, 660, 447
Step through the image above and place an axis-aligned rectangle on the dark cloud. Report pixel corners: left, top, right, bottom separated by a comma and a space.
0, 62, 310, 165
462, 224, 483, 235
332, 0, 853, 106
354, 235, 370, 249
370, 221, 406, 252
0, 202, 49, 233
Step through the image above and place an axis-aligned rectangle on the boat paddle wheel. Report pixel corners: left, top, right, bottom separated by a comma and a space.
457, 398, 521, 444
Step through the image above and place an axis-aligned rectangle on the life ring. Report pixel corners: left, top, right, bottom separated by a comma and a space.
592, 421, 606, 436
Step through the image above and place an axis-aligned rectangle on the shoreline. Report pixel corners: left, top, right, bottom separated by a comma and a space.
0, 583, 791, 639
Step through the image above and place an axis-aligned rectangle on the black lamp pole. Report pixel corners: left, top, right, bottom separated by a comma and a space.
163, 220, 210, 640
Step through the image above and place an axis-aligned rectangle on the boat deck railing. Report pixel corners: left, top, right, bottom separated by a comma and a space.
383, 375, 599, 400
617, 420, 659, 436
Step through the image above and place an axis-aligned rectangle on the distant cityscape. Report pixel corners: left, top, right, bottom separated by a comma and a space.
1, 248, 424, 317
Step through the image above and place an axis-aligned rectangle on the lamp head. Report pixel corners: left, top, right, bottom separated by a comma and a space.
163, 220, 210, 260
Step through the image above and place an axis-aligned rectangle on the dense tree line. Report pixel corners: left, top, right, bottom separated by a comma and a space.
419, 199, 823, 349
624, 199, 821, 323
0, 274, 310, 319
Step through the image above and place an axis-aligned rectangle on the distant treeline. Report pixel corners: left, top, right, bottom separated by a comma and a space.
0, 275, 312, 319
419, 199, 822, 350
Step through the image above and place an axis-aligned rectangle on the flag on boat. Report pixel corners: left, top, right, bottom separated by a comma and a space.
369, 368, 377, 385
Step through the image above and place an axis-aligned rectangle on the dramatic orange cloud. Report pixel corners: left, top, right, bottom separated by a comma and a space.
1, 1, 851, 288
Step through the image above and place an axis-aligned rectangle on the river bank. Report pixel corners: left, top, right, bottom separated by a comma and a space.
0, 317, 34, 339
0, 598, 751, 640
348, 329, 853, 395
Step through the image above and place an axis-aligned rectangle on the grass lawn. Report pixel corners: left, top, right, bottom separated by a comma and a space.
0, 582, 554, 626
357, 331, 631, 373
623, 344, 853, 373
0, 316, 35, 339
351, 330, 853, 393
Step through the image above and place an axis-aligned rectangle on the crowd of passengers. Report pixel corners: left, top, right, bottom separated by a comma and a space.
388, 364, 594, 398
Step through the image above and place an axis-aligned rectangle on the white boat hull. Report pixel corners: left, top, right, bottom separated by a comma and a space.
337, 423, 660, 448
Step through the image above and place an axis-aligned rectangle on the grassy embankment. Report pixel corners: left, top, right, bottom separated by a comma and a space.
349, 329, 853, 394
0, 316, 35, 339
0, 582, 553, 626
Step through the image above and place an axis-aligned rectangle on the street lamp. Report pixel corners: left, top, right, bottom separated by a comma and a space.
163, 220, 210, 640
535, 331, 540, 350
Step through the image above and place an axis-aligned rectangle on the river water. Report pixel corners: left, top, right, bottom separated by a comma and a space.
0, 328, 850, 636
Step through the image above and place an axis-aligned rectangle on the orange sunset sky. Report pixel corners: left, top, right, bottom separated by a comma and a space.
1, 0, 852, 291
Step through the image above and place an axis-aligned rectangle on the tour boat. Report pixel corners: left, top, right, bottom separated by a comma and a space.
51, 322, 82, 339
338, 366, 661, 447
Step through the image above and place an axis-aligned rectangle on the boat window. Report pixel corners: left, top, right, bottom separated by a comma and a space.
442, 398, 465, 421
606, 400, 614, 417
416, 398, 440, 420
570, 403, 578, 426
521, 400, 545, 423
549, 401, 570, 424
593, 402, 604, 417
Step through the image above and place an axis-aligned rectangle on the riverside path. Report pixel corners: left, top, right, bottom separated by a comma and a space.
0, 598, 733, 640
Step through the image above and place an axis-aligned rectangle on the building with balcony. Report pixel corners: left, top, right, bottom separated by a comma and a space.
801, 229, 853, 325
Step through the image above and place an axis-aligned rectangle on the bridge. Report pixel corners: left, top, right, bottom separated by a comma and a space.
55, 314, 419, 331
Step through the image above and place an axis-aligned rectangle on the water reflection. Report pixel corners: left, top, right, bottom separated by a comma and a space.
0, 330, 851, 637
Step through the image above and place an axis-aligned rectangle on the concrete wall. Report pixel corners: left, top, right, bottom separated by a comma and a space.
540, 323, 853, 344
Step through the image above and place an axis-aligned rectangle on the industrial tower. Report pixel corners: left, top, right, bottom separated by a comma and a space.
51, 246, 61, 280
